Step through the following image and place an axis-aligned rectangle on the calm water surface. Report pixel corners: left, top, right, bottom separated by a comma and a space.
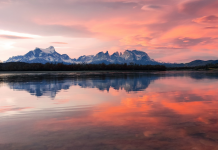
0, 71, 218, 150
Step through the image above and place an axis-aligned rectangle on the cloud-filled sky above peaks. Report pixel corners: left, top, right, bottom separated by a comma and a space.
0, 0, 218, 62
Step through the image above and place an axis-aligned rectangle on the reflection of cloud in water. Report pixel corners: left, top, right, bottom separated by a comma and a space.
2, 86, 218, 149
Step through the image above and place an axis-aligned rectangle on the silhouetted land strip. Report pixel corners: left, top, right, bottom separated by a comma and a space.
167, 63, 218, 71
0, 62, 166, 71
1, 62, 218, 72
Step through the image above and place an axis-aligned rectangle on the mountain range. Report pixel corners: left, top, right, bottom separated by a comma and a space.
5, 46, 218, 67
5, 46, 159, 65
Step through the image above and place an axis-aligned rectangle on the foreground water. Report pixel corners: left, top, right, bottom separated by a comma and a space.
0, 71, 218, 150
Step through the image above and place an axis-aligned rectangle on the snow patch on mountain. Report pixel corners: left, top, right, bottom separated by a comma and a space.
40, 46, 56, 53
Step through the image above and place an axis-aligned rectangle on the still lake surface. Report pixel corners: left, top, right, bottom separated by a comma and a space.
0, 71, 218, 150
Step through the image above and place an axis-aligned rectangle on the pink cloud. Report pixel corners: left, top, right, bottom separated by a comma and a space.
204, 26, 218, 29
51, 42, 68, 44
179, 0, 218, 14
0, 35, 33, 39
0, 106, 33, 113
193, 15, 218, 23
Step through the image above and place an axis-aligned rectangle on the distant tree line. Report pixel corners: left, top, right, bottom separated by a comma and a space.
167, 63, 218, 70
0, 62, 167, 71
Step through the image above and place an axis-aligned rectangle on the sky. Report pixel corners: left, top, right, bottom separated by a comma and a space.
0, 0, 218, 63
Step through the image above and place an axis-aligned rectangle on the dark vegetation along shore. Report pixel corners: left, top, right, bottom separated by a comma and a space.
0, 62, 218, 71
0, 62, 166, 71
168, 63, 218, 71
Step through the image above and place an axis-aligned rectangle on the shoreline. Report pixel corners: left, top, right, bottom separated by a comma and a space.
0, 69, 218, 74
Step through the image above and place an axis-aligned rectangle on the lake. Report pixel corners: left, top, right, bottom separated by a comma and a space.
0, 71, 218, 150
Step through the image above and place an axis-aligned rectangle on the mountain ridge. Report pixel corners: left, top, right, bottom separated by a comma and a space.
5, 46, 218, 67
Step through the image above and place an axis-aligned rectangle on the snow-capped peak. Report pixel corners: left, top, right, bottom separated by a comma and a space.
38, 46, 55, 53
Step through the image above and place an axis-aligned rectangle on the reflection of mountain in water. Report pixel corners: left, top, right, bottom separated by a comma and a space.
75, 75, 159, 92
9, 80, 73, 98
7, 72, 218, 98
7, 74, 160, 98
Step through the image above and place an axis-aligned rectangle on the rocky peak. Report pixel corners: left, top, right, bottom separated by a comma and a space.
77, 55, 94, 62
34, 46, 56, 54
94, 51, 110, 60
61, 54, 70, 60
121, 50, 136, 61
112, 52, 119, 57
132, 50, 150, 60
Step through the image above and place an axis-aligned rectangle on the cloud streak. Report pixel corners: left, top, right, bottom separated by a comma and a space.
51, 42, 68, 44
0, 35, 33, 39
